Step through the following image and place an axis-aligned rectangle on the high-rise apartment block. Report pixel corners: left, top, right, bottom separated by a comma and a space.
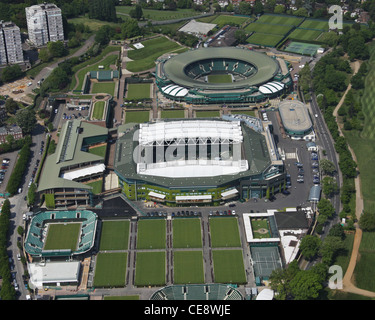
0, 20, 24, 65
25, 3, 64, 47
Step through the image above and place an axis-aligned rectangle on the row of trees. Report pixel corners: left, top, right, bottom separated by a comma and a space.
0, 199, 15, 300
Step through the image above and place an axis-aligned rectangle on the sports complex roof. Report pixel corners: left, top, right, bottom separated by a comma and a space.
162, 47, 279, 90
278, 100, 312, 135
114, 118, 273, 189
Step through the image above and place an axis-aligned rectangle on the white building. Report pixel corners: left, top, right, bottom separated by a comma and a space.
0, 20, 24, 65
25, 3, 64, 47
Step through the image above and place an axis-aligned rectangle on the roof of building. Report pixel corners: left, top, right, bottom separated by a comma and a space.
37, 120, 108, 192
178, 19, 217, 35
278, 99, 312, 134
162, 47, 279, 90
114, 118, 272, 189
274, 211, 309, 229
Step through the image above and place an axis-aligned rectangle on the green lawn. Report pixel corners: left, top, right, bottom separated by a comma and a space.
161, 110, 185, 119
116, 6, 197, 21
85, 179, 103, 195
44, 223, 81, 251
246, 32, 285, 47
209, 217, 241, 248
173, 218, 202, 248
91, 82, 116, 95
92, 101, 105, 120
245, 22, 292, 35
125, 111, 150, 124
212, 250, 246, 284
126, 36, 182, 72
256, 14, 303, 26
288, 28, 323, 41
195, 111, 220, 118
93, 252, 127, 287
135, 251, 166, 286
99, 220, 130, 251
68, 15, 119, 31
126, 83, 151, 100
207, 74, 232, 83
88, 145, 107, 157
173, 251, 204, 284
137, 219, 166, 249
211, 15, 251, 27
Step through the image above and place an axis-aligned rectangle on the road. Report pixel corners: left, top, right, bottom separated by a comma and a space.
7, 123, 47, 300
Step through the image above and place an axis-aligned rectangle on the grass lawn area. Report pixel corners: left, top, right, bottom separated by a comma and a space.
69, 46, 120, 90
161, 110, 185, 119
88, 144, 107, 157
173, 251, 204, 284
135, 251, 166, 286
251, 218, 271, 239
125, 111, 150, 124
246, 32, 285, 47
212, 250, 246, 284
104, 295, 139, 300
126, 83, 151, 100
288, 28, 322, 41
68, 15, 119, 31
126, 36, 181, 72
353, 232, 375, 291
116, 6, 197, 21
93, 252, 127, 287
44, 223, 81, 251
211, 15, 251, 27
209, 217, 241, 247
195, 111, 220, 118
99, 220, 130, 251
245, 22, 292, 35
92, 101, 106, 120
85, 179, 103, 195
173, 218, 202, 248
91, 82, 115, 95
137, 219, 166, 249
257, 14, 303, 26
45, 193, 55, 209
207, 74, 232, 83
299, 19, 330, 31
231, 110, 256, 117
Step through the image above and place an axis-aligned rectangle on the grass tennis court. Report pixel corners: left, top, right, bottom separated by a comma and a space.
210, 15, 250, 27
135, 251, 166, 286
256, 14, 303, 26
207, 74, 232, 83
137, 219, 166, 249
161, 110, 185, 118
99, 220, 130, 251
212, 250, 246, 284
288, 28, 322, 42
93, 252, 127, 287
125, 111, 150, 124
44, 223, 81, 250
92, 101, 105, 120
173, 251, 204, 284
195, 111, 220, 118
126, 83, 151, 100
284, 41, 320, 56
244, 22, 292, 35
173, 218, 202, 248
299, 19, 329, 31
209, 217, 241, 247
91, 81, 116, 95
246, 32, 285, 47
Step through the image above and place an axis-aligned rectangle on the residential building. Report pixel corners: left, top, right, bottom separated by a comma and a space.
25, 3, 64, 47
0, 125, 23, 144
0, 20, 24, 65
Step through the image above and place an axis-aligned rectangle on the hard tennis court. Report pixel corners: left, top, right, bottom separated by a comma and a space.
284, 41, 320, 56
250, 245, 283, 279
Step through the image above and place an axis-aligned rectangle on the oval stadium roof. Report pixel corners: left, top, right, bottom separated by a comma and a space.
162, 47, 279, 90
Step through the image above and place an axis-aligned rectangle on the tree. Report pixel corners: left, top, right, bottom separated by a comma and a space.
234, 30, 248, 44
289, 269, 323, 300
317, 198, 335, 219
299, 235, 321, 261
121, 18, 142, 39
15, 109, 36, 134
47, 41, 67, 58
4, 98, 18, 114
274, 4, 285, 14
38, 47, 51, 62
319, 159, 336, 176
319, 236, 345, 265
238, 1, 252, 15
95, 25, 114, 45
1, 64, 23, 83
322, 176, 338, 198
269, 260, 300, 300
359, 211, 375, 231
130, 4, 143, 20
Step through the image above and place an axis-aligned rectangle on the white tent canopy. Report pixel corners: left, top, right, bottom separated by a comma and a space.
61, 163, 105, 181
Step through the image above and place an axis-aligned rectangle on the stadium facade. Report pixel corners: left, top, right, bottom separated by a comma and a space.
114, 116, 286, 206
155, 47, 292, 105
